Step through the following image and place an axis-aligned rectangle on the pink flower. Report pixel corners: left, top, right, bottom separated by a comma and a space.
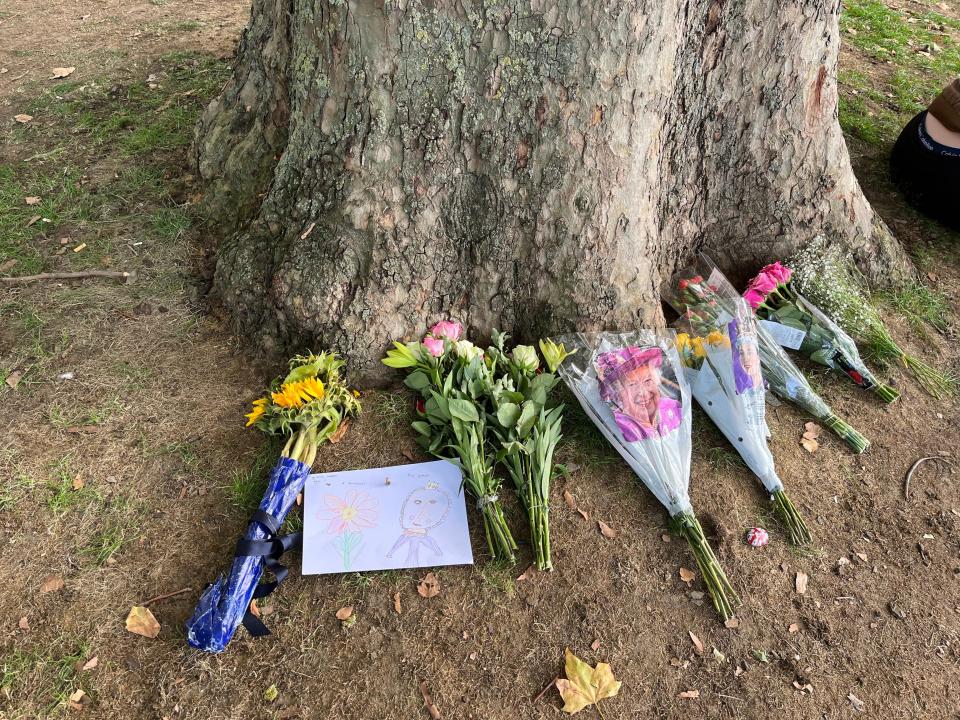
743, 288, 765, 309
322, 490, 378, 535
422, 335, 444, 357
429, 320, 463, 341
760, 262, 792, 285
748, 271, 778, 295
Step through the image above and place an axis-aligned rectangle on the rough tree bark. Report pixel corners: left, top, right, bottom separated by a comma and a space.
194, 0, 912, 381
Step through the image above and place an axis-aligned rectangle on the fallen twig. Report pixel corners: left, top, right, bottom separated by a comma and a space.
419, 681, 441, 719
533, 677, 557, 704
1, 270, 135, 285
904, 454, 953, 500
142, 587, 192, 606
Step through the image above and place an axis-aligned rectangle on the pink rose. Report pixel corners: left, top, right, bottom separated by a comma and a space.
748, 271, 778, 295
422, 335, 444, 357
760, 262, 792, 285
743, 288, 765, 309
429, 320, 463, 341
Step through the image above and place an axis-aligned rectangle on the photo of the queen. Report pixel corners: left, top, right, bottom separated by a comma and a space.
729, 318, 763, 395
595, 346, 682, 441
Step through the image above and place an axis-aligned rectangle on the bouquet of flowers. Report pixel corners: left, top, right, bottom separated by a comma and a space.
675, 300, 812, 545
383, 321, 569, 568
744, 262, 899, 402
554, 330, 739, 621
186, 352, 360, 653
788, 237, 956, 399
666, 257, 871, 454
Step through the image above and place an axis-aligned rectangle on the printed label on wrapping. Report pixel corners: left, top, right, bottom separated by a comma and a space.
759, 320, 806, 350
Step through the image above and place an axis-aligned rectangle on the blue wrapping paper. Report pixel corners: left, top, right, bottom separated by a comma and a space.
186, 456, 309, 653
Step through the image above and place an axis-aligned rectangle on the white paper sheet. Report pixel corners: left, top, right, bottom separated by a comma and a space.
302, 460, 474, 575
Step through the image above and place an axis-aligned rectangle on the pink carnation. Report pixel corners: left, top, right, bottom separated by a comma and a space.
422, 335, 444, 357
429, 320, 463, 341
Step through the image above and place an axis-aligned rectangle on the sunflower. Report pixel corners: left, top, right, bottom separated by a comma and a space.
245, 397, 269, 427
706, 330, 729, 348
271, 377, 326, 409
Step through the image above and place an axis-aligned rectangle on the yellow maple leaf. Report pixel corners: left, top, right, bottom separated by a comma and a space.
556, 648, 621, 714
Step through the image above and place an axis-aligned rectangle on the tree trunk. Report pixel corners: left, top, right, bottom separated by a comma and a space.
194, 0, 912, 381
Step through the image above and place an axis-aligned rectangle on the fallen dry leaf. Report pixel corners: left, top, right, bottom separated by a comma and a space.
329, 418, 351, 443
679, 567, 695, 584
590, 638, 601, 652
24, 196, 41, 205
125, 605, 160, 638
417, 572, 440, 598
563, 489, 577, 510
401, 448, 416, 462
555, 648, 621, 714
51, 67, 76, 79
688, 630, 704, 654
80, 656, 98, 671
795, 571, 809, 595
18, 616, 29, 632
335, 605, 353, 621
516, 565, 536, 582
0, 259, 16, 272
40, 575, 64, 594
392, 592, 402, 614
27, 215, 41, 226
598, 520, 617, 539
14, 113, 33, 123
788, 622, 800, 634
6, 370, 23, 389
803, 422, 821, 439
848, 693, 865, 712
67, 688, 87, 710
248, 599, 261, 618
72, 476, 85, 490
800, 437, 818, 453
576, 508, 590, 521
724, 618, 740, 629
678, 689, 700, 699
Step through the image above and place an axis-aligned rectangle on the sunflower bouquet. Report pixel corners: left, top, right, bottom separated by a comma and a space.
186, 352, 360, 653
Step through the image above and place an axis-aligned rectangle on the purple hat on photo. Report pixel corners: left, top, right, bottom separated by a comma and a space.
595, 346, 663, 400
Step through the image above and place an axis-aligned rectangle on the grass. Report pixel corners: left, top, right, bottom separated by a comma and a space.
0, 641, 90, 714
82, 505, 141, 566
45, 458, 99, 514
704, 446, 745, 473
226, 440, 283, 513
878, 282, 952, 335
838, 0, 960, 146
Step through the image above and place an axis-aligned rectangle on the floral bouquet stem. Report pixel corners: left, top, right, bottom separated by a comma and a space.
822, 412, 870, 454
671, 511, 739, 621
771, 489, 812, 546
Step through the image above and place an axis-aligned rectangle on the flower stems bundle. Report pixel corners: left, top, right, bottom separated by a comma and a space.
483, 335, 573, 570
744, 262, 899, 403
788, 237, 956, 399
186, 352, 360, 652
554, 330, 739, 621
675, 302, 812, 545
666, 257, 871, 454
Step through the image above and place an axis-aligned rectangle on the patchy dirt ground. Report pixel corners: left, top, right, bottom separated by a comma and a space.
1, 2, 959, 719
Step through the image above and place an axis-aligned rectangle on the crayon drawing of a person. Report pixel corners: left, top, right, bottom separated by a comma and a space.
387, 482, 450, 566
595, 347, 682, 441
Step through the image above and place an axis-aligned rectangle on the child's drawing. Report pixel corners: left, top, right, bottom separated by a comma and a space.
386, 482, 450, 565
302, 460, 474, 575
320, 489, 379, 570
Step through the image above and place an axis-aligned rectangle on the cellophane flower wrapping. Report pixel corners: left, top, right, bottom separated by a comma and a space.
678, 301, 782, 495
665, 255, 870, 453
185, 456, 309, 653
554, 330, 693, 517
554, 329, 739, 619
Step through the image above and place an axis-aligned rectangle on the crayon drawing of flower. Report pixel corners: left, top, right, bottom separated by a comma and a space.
320, 490, 378, 570
322, 490, 378, 535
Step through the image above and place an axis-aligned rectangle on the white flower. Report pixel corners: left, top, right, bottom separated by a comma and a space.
454, 340, 484, 362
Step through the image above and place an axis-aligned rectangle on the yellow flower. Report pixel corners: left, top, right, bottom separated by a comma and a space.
245, 397, 268, 427
691, 337, 706, 358
706, 330, 730, 348
352, 389, 361, 398
271, 377, 325, 409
